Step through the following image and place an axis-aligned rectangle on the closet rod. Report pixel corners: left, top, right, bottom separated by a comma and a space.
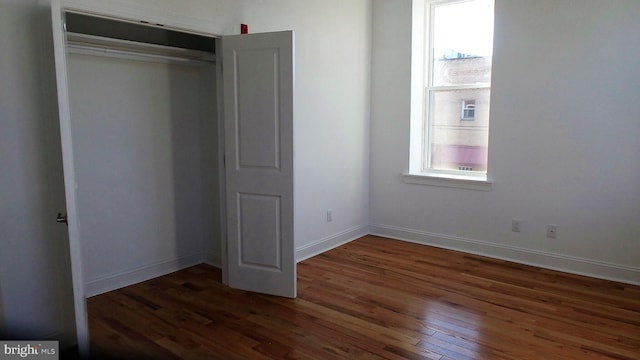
66, 32, 215, 65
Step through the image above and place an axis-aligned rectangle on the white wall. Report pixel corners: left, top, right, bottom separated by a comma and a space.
0, 0, 75, 345
67, 53, 216, 296
63, 0, 372, 260
234, 1, 372, 260
370, 0, 640, 284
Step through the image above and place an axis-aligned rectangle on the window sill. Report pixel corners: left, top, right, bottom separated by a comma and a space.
402, 172, 492, 191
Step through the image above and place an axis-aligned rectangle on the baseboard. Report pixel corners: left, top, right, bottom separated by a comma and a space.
44, 329, 75, 351
370, 224, 640, 285
203, 251, 222, 268
296, 226, 369, 262
84, 253, 203, 297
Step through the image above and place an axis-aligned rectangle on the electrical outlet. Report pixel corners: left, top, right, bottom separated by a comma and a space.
547, 224, 557, 239
326, 210, 333, 222
512, 219, 521, 233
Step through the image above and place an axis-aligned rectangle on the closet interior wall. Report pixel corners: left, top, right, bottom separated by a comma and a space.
65, 14, 220, 296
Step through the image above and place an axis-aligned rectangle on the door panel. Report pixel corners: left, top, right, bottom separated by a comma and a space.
236, 48, 281, 170
239, 193, 282, 270
223, 31, 295, 298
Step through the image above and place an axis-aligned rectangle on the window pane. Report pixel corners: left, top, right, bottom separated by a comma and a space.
433, 57, 492, 87
428, 88, 490, 172
431, 0, 494, 87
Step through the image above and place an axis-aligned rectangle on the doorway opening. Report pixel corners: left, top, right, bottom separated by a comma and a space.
64, 11, 223, 298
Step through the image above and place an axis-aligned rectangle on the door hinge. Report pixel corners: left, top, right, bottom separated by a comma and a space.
56, 212, 68, 225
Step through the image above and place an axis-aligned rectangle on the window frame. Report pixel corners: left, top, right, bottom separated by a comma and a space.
405, 0, 493, 190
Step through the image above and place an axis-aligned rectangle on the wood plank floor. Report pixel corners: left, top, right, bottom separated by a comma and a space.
87, 235, 640, 359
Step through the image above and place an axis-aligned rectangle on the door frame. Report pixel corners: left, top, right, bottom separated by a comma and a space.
49, 0, 89, 355
215, 37, 229, 286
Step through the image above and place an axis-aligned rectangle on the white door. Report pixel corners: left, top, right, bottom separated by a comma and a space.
49, 0, 90, 355
222, 31, 296, 298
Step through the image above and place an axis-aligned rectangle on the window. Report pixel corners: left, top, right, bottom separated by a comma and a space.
408, 0, 494, 185
461, 99, 476, 120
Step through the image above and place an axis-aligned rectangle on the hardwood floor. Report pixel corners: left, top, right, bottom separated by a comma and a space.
87, 235, 640, 359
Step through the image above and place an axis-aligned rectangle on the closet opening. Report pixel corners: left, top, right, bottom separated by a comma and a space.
63, 11, 223, 298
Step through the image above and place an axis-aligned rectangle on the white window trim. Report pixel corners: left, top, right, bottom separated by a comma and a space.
408, 0, 493, 191
402, 172, 492, 191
